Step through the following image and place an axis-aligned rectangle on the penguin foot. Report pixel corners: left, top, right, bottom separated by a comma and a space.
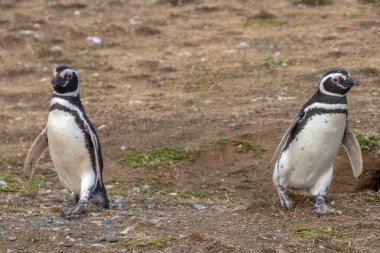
314, 195, 335, 215
60, 200, 86, 218
277, 186, 294, 211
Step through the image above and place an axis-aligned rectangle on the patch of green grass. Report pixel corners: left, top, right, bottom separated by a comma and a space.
165, 189, 208, 199
122, 235, 176, 248
107, 187, 128, 196
244, 10, 286, 27
263, 56, 293, 67
135, 26, 161, 36
343, 11, 362, 18
295, 227, 347, 238
236, 179, 254, 189
291, 0, 330, 6
0, 154, 22, 167
120, 146, 190, 168
354, 66, 379, 76
207, 138, 228, 146
365, 192, 380, 202
355, 130, 380, 152
232, 140, 266, 156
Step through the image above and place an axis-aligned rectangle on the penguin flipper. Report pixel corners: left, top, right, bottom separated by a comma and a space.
84, 123, 103, 186
268, 115, 301, 169
24, 126, 48, 179
342, 124, 363, 178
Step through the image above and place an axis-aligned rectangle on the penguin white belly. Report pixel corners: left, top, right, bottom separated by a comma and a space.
47, 110, 95, 196
279, 114, 346, 189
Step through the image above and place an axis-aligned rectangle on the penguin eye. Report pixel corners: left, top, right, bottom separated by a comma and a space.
333, 77, 338, 82
67, 73, 72, 79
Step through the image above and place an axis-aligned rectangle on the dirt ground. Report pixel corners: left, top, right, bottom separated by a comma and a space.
0, 0, 379, 252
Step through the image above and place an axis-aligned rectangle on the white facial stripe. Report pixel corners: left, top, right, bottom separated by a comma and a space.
301, 102, 348, 121
62, 69, 79, 78
319, 73, 345, 97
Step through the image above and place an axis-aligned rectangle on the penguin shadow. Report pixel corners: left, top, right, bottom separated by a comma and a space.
59, 198, 110, 219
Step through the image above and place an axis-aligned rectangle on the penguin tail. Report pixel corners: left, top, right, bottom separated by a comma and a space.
91, 183, 110, 209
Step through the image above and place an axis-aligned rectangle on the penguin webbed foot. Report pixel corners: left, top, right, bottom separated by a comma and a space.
277, 185, 295, 211
313, 195, 336, 215
60, 200, 86, 218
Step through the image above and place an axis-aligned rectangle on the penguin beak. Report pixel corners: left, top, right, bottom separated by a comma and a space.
51, 75, 66, 87
342, 77, 360, 87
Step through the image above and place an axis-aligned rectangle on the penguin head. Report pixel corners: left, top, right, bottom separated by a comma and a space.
319, 69, 360, 97
51, 66, 80, 96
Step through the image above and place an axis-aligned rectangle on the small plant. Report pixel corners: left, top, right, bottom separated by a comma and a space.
355, 130, 380, 152
236, 179, 254, 189
120, 146, 189, 168
365, 192, 380, 202
290, 0, 330, 6
343, 11, 362, 18
244, 10, 286, 27
354, 66, 378, 76
233, 140, 266, 157
295, 227, 347, 238
263, 56, 293, 67
122, 235, 176, 248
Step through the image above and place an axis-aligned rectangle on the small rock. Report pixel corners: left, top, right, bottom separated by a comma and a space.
129, 100, 144, 106
19, 30, 40, 38
86, 36, 102, 45
102, 218, 112, 225
238, 41, 250, 48
50, 45, 62, 52
105, 235, 118, 243
120, 227, 134, 235
113, 197, 128, 204
129, 16, 142, 25
133, 187, 141, 194
31, 212, 40, 217
0, 179, 7, 187
8, 236, 17, 242
143, 184, 151, 190
42, 217, 53, 224
90, 243, 104, 247
192, 204, 207, 210
63, 242, 74, 247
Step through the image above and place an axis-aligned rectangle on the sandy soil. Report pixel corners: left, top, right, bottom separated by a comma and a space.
0, 0, 379, 252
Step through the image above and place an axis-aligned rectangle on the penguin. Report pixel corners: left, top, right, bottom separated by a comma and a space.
270, 69, 363, 214
24, 66, 109, 217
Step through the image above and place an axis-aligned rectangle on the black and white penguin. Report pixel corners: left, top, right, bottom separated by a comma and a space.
24, 66, 109, 217
271, 69, 363, 214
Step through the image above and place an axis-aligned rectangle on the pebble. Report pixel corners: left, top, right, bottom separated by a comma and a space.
0, 179, 7, 187
42, 217, 53, 224
192, 204, 207, 210
129, 16, 142, 25
31, 212, 41, 217
50, 45, 62, 52
105, 235, 119, 243
238, 41, 250, 48
143, 184, 152, 190
19, 30, 40, 38
90, 243, 104, 247
113, 197, 128, 204
86, 36, 102, 45
120, 227, 134, 235
102, 218, 112, 225
133, 187, 141, 194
